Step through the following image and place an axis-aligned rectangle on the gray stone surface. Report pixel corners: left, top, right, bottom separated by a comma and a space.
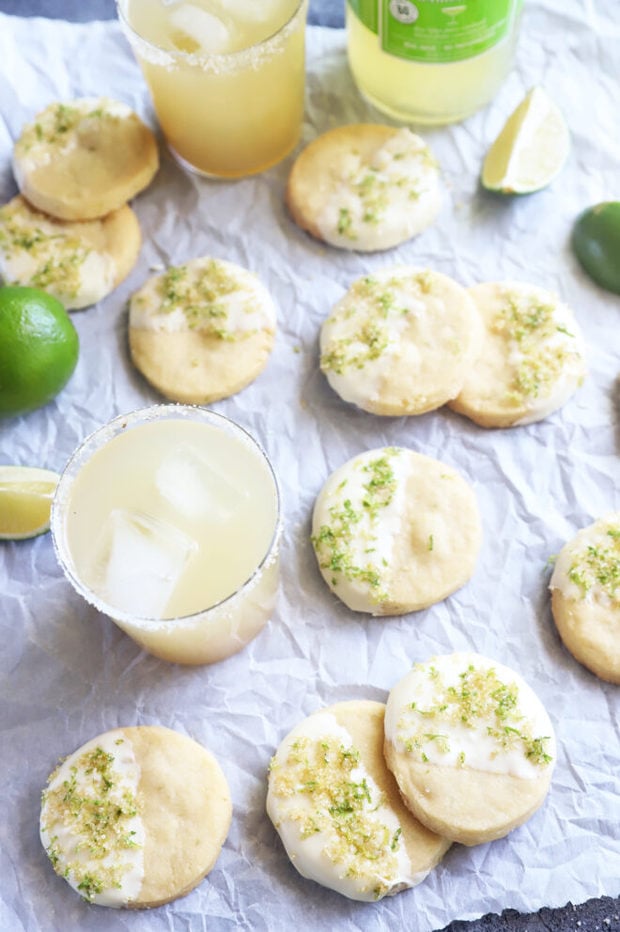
0, 2, 617, 931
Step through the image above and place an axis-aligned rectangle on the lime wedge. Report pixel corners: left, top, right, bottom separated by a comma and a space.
482, 86, 570, 195
0, 465, 59, 540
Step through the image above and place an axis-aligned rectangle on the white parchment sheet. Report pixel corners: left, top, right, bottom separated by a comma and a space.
0, 5, 619, 931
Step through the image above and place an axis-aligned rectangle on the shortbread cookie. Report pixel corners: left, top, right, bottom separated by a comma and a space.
320, 268, 482, 415
0, 195, 140, 310
267, 700, 451, 901
128, 257, 276, 404
40, 725, 231, 908
286, 124, 441, 251
550, 514, 620, 684
13, 97, 159, 221
448, 281, 586, 427
311, 447, 481, 615
384, 653, 556, 846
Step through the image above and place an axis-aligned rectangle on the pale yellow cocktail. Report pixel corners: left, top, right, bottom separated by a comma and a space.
118, 0, 308, 177
51, 406, 281, 664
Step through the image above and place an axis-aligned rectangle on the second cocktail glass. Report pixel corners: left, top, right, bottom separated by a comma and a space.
117, 0, 308, 178
51, 405, 281, 665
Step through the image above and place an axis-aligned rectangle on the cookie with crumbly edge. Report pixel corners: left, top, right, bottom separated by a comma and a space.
384, 653, 556, 846
320, 267, 482, 415
311, 447, 481, 615
550, 513, 620, 684
448, 281, 586, 428
40, 725, 231, 908
128, 257, 276, 404
286, 124, 441, 252
267, 700, 451, 901
13, 97, 159, 221
0, 195, 140, 310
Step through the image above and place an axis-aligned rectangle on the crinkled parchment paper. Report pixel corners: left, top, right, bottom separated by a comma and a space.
0, 5, 618, 931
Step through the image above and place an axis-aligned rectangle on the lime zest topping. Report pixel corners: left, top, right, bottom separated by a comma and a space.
17, 101, 115, 153
321, 274, 421, 375
41, 742, 141, 901
398, 662, 553, 768
567, 527, 620, 601
0, 202, 89, 299
158, 260, 254, 341
495, 290, 580, 405
312, 450, 399, 602
271, 732, 403, 899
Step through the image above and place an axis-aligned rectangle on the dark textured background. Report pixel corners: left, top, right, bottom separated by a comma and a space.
0, 1, 618, 930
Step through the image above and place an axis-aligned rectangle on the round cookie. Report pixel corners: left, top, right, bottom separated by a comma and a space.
128, 257, 276, 404
549, 513, 620, 684
286, 124, 441, 252
311, 447, 481, 615
320, 267, 482, 415
0, 195, 141, 310
267, 700, 451, 901
40, 725, 231, 908
448, 281, 586, 428
13, 97, 159, 221
384, 653, 556, 846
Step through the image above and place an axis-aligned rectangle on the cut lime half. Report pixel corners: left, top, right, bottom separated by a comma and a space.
482, 86, 570, 195
0, 465, 60, 540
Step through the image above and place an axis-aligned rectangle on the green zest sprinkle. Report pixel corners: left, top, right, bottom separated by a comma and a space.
311, 450, 399, 603
271, 733, 403, 899
337, 207, 355, 239
397, 663, 553, 768
16, 102, 113, 153
320, 274, 421, 375
496, 291, 580, 405
157, 260, 254, 341
0, 202, 89, 299
567, 527, 620, 601
41, 742, 141, 901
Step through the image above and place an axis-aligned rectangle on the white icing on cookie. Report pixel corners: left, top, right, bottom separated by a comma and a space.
40, 730, 145, 907
320, 267, 481, 416
267, 711, 420, 901
550, 513, 620, 607
311, 447, 409, 613
315, 128, 440, 251
0, 197, 116, 308
14, 98, 134, 177
385, 653, 555, 780
129, 257, 276, 337
453, 281, 586, 427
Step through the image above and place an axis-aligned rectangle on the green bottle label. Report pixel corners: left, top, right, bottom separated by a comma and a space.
348, 0, 521, 64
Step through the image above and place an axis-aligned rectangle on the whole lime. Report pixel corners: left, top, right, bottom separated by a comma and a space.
572, 201, 620, 295
0, 285, 79, 417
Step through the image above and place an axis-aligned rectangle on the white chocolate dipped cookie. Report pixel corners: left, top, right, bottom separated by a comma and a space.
13, 97, 159, 221
448, 281, 586, 428
40, 726, 231, 908
267, 700, 451, 901
286, 124, 441, 252
550, 514, 620, 684
384, 653, 556, 846
0, 195, 141, 310
311, 447, 481, 615
320, 268, 482, 415
128, 257, 276, 404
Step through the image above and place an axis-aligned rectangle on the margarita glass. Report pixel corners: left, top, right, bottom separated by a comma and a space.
117, 0, 308, 177
51, 405, 281, 665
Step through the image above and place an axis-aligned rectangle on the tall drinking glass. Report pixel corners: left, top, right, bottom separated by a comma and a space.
117, 0, 308, 177
51, 405, 281, 665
